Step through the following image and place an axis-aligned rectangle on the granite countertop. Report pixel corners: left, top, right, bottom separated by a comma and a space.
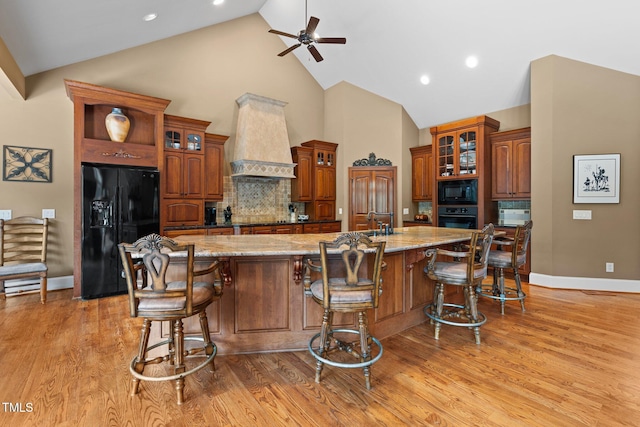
171, 226, 479, 257
165, 220, 339, 231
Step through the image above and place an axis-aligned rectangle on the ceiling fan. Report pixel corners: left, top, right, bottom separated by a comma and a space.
268, 1, 346, 62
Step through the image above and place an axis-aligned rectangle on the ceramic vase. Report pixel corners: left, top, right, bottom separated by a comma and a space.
105, 107, 130, 142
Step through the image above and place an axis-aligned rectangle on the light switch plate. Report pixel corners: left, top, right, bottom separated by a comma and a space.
572, 210, 592, 220
0, 210, 12, 220
403, 208, 409, 215
338, 208, 343, 215
42, 209, 56, 219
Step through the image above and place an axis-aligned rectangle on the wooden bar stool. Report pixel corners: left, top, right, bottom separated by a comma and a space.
477, 220, 533, 315
118, 234, 224, 404
423, 224, 494, 344
304, 232, 386, 390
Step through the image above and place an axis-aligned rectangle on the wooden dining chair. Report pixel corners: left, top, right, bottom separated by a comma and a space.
118, 233, 224, 404
0, 216, 49, 303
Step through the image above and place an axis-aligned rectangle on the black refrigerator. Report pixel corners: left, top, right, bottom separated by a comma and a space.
81, 164, 160, 299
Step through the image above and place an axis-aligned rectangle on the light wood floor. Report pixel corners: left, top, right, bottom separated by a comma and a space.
1, 281, 639, 426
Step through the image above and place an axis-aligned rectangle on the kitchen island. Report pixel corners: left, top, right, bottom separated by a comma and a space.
162, 226, 479, 354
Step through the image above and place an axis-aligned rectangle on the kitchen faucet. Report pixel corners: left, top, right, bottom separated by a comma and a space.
366, 211, 394, 235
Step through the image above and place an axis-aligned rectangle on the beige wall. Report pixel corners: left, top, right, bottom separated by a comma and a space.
0, 14, 325, 278
323, 81, 416, 229
531, 55, 640, 283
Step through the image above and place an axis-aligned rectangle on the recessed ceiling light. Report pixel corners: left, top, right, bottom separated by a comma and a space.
420, 75, 430, 85
142, 13, 157, 22
212, 0, 224, 5
465, 56, 479, 68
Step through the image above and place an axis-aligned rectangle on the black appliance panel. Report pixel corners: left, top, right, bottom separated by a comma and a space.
438, 179, 478, 205
437, 206, 478, 229
81, 164, 159, 299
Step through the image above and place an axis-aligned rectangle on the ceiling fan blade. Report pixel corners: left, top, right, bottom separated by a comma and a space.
306, 16, 319, 35
269, 29, 298, 39
308, 45, 324, 62
315, 37, 347, 44
278, 43, 301, 57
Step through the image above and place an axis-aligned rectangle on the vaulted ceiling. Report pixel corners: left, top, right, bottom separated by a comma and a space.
1, 0, 638, 128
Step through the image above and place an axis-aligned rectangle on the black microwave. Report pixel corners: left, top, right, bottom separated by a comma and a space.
438, 179, 478, 205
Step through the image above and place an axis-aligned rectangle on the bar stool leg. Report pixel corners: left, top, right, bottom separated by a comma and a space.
199, 311, 216, 371
132, 318, 151, 396
358, 311, 372, 390
434, 283, 445, 340
173, 319, 186, 405
465, 285, 482, 345
497, 267, 507, 315
315, 310, 331, 383
514, 269, 526, 312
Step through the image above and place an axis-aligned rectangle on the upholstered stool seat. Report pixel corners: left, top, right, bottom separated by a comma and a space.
478, 220, 533, 315
423, 224, 494, 344
304, 232, 386, 390
118, 234, 224, 405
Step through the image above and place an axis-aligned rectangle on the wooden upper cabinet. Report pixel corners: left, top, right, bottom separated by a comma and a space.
291, 146, 313, 202
204, 133, 228, 201
292, 140, 338, 221
315, 167, 336, 200
410, 145, 433, 201
163, 115, 207, 153
431, 116, 500, 181
65, 79, 171, 167
162, 115, 209, 199
490, 128, 531, 200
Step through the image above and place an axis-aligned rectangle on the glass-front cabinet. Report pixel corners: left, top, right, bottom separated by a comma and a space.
436, 129, 477, 179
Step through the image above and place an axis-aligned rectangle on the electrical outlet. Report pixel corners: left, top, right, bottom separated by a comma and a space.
403, 208, 409, 215
0, 210, 12, 220
42, 209, 56, 219
606, 262, 614, 273
338, 208, 343, 215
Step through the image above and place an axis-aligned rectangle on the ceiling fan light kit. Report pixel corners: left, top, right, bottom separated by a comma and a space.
268, 2, 346, 62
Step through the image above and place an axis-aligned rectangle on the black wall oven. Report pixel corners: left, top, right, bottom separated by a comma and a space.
438, 206, 478, 229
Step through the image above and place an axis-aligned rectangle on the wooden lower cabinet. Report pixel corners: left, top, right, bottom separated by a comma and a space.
252, 225, 294, 234
163, 199, 203, 229
155, 247, 441, 354
164, 228, 205, 238
207, 227, 234, 236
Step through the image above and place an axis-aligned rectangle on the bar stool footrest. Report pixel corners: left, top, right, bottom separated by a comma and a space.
130, 336, 217, 382
423, 303, 487, 328
308, 328, 383, 369
477, 285, 526, 302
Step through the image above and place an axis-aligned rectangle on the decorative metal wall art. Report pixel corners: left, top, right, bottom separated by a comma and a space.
353, 153, 392, 166
573, 153, 620, 203
3, 145, 52, 183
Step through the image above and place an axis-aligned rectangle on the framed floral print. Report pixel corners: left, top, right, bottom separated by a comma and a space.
573, 153, 620, 203
3, 145, 53, 183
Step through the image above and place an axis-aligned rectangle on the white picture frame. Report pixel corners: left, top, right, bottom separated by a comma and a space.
573, 153, 620, 204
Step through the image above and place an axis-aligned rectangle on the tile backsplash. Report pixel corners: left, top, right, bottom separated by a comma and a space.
210, 176, 293, 224
497, 200, 531, 210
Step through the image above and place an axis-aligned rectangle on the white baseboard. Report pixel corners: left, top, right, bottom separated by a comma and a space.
3, 275, 73, 295
529, 272, 640, 293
